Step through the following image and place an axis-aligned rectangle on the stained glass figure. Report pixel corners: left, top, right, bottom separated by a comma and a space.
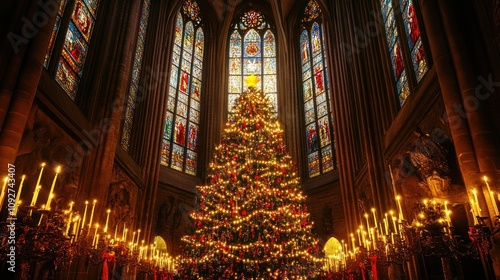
161, 1, 203, 176
300, 0, 335, 177
121, 0, 150, 151
55, 0, 100, 99
228, 9, 277, 115
380, 0, 427, 105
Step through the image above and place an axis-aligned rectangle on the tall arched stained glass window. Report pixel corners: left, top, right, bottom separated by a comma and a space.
43, 0, 101, 100
380, 0, 428, 106
228, 10, 277, 115
121, 0, 151, 152
300, 0, 335, 178
161, 0, 204, 175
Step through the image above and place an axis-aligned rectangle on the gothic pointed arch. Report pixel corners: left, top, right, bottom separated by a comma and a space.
298, 0, 335, 178
161, 0, 205, 176
227, 8, 278, 116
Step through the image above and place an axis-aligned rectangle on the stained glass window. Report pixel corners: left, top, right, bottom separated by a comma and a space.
161, 0, 204, 176
228, 9, 277, 115
380, 0, 428, 106
120, 0, 151, 152
42, 0, 100, 100
300, 0, 335, 178
44, 0, 68, 68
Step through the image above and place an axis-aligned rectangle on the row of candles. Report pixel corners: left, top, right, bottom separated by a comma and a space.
0, 163, 61, 216
469, 176, 500, 224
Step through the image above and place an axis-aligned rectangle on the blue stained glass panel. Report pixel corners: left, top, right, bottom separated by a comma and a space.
61, 21, 88, 76
300, 1, 335, 177
163, 5, 204, 175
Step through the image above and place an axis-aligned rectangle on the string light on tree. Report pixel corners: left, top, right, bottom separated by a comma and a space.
178, 75, 324, 279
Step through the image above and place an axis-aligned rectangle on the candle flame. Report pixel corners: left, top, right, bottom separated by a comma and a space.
483, 176, 488, 182
56, 166, 61, 173
41, 162, 46, 167
107, 209, 111, 213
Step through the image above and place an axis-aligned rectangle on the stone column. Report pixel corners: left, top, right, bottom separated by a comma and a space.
0, 0, 61, 176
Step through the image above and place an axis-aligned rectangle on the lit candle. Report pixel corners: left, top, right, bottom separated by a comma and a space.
472, 189, 481, 216
364, 213, 371, 239
13, 175, 25, 216
484, 176, 499, 216
95, 234, 99, 249
371, 208, 378, 228
74, 215, 81, 241
88, 199, 97, 229
122, 223, 127, 240
0, 177, 7, 211
396, 195, 404, 221
31, 163, 45, 206
104, 209, 111, 233
114, 224, 118, 241
81, 201, 88, 229
444, 201, 451, 227
46, 166, 61, 209
392, 216, 398, 234
351, 236, 356, 250
132, 231, 136, 250
65, 201, 74, 235
384, 214, 389, 235
92, 224, 99, 246
136, 229, 141, 246
356, 229, 361, 246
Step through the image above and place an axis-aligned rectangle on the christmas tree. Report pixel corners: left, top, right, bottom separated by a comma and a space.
178, 76, 324, 279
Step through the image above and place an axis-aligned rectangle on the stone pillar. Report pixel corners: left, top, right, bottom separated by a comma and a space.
418, 0, 481, 212
0, 0, 60, 177
419, 0, 500, 277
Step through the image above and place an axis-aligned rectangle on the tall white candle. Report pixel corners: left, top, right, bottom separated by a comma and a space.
81, 201, 88, 229
65, 201, 74, 235
46, 166, 61, 209
470, 198, 479, 225
88, 199, 97, 229
364, 213, 370, 240
371, 208, 378, 228
136, 229, 141, 246
13, 175, 25, 216
484, 176, 499, 216
92, 224, 99, 246
104, 209, 111, 233
396, 195, 404, 221
444, 201, 451, 227
392, 216, 398, 234
31, 163, 45, 206
472, 189, 481, 216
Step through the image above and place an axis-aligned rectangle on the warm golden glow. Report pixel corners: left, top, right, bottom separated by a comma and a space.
244, 74, 260, 88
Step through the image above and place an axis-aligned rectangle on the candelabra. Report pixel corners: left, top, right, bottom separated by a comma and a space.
0, 203, 78, 280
